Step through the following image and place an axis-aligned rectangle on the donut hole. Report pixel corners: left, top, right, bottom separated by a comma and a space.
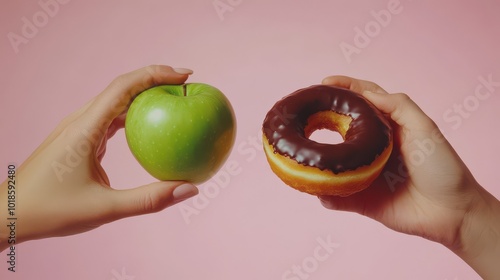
308, 129, 344, 144
305, 111, 352, 145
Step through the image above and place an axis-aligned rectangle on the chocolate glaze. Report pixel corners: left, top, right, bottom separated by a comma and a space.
262, 85, 392, 174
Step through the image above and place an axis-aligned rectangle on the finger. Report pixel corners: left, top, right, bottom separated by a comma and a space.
362, 91, 436, 130
318, 179, 393, 220
76, 65, 192, 140
106, 112, 126, 140
107, 182, 198, 219
322, 75, 388, 94
96, 113, 125, 162
322, 75, 436, 131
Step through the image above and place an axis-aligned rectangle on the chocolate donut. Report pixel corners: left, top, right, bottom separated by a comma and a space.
262, 85, 393, 196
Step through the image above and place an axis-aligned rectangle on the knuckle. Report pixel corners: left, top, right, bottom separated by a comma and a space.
368, 81, 383, 91
108, 75, 128, 92
141, 193, 163, 213
394, 92, 411, 101
145, 64, 160, 74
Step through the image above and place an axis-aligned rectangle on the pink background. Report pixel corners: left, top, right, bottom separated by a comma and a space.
1, 0, 500, 279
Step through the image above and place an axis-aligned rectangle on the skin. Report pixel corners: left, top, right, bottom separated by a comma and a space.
0, 65, 199, 251
319, 75, 500, 279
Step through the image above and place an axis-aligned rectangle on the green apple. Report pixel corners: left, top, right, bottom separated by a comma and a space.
125, 83, 236, 184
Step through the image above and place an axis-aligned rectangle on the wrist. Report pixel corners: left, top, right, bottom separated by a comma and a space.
453, 184, 500, 279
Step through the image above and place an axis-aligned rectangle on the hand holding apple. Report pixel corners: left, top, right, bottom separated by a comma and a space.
125, 83, 236, 184
0, 65, 202, 251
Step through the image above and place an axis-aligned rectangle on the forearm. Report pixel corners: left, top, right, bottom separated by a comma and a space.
453, 185, 500, 279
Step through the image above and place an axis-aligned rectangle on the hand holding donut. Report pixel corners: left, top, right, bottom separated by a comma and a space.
318, 76, 500, 279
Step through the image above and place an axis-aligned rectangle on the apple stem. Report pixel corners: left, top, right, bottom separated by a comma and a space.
183, 84, 187, 96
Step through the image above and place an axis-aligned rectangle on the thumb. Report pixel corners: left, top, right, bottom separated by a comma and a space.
109, 182, 198, 219
78, 65, 193, 141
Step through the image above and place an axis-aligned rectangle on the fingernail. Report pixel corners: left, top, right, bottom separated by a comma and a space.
362, 90, 375, 95
172, 183, 198, 204
173, 68, 194, 75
